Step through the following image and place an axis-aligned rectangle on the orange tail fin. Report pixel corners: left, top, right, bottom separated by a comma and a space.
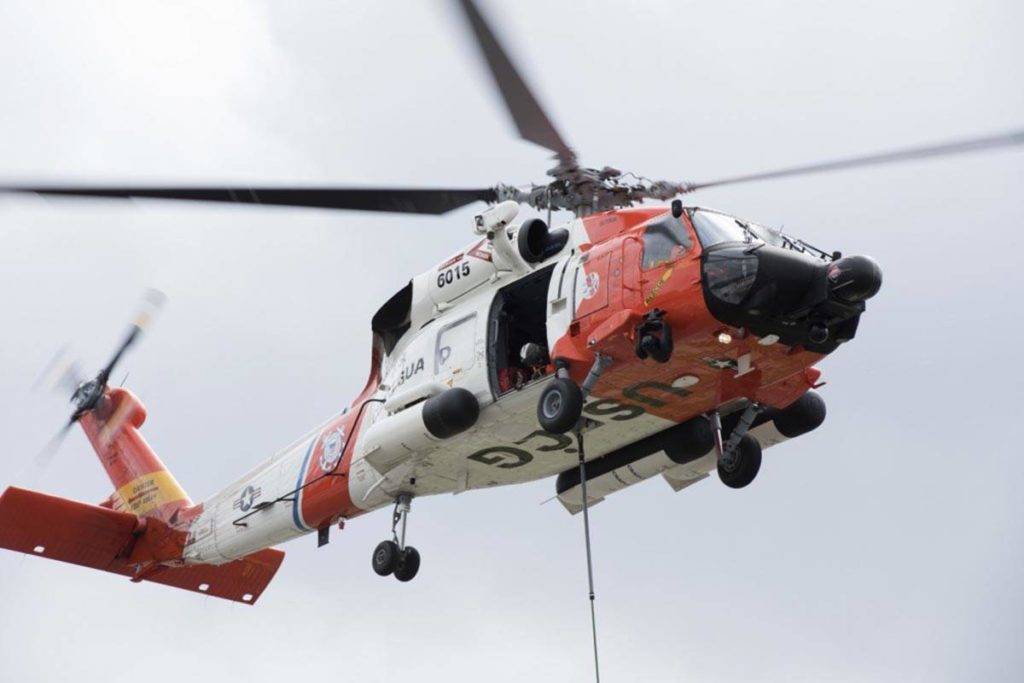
80, 387, 191, 522
1, 387, 285, 604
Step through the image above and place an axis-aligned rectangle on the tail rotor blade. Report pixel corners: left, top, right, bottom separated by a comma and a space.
33, 345, 84, 394
24, 289, 166, 482
97, 288, 165, 385
32, 419, 76, 471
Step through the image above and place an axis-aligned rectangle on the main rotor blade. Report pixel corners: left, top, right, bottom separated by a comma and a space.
455, 0, 576, 167
0, 186, 499, 215
682, 129, 1024, 193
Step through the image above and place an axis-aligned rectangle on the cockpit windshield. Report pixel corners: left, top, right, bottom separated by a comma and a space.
691, 207, 819, 260
689, 209, 754, 247
746, 223, 785, 247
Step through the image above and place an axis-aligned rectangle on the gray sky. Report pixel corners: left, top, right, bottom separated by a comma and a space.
1, 1, 1022, 681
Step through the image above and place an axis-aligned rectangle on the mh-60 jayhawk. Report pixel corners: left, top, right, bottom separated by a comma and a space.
1, 0, 1019, 607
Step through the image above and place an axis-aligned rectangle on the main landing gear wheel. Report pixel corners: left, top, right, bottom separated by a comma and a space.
372, 540, 400, 576
372, 493, 423, 582
537, 377, 583, 434
717, 434, 762, 489
394, 546, 421, 582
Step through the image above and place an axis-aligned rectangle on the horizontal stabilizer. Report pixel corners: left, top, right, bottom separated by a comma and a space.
0, 486, 139, 569
141, 548, 284, 604
0, 487, 284, 605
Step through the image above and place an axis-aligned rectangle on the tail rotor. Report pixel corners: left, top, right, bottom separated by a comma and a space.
30, 289, 166, 473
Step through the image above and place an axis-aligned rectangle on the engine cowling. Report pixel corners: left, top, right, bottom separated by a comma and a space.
517, 218, 569, 264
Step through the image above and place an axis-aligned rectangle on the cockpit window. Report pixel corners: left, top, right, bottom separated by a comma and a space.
747, 223, 785, 247
642, 214, 693, 269
704, 245, 759, 304
690, 210, 755, 247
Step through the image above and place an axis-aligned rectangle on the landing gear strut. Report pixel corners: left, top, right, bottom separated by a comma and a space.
709, 404, 764, 489
371, 493, 420, 582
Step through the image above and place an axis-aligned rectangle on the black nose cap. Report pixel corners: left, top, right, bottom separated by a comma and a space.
827, 255, 882, 303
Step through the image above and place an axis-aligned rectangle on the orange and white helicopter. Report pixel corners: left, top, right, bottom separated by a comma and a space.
0, 0, 1020, 611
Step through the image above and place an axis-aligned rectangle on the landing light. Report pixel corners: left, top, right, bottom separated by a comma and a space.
717, 332, 733, 345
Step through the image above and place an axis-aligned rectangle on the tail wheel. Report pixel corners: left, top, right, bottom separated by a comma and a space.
537, 377, 583, 434
394, 546, 421, 582
717, 434, 762, 489
372, 540, 400, 576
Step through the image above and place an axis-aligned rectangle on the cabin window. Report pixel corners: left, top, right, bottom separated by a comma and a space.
435, 314, 477, 376
642, 214, 692, 270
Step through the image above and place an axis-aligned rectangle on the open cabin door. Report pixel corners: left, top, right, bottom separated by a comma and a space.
487, 264, 558, 399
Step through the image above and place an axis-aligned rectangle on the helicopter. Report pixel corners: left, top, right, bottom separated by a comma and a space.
0, 0, 1020, 611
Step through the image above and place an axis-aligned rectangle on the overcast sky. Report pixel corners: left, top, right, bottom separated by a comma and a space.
1, 1, 1022, 681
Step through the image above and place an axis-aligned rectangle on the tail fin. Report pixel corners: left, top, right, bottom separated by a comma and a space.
80, 387, 190, 522
0, 486, 283, 604
0, 387, 286, 604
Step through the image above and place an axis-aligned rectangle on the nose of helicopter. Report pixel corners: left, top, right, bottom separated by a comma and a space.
701, 244, 882, 351
827, 254, 883, 303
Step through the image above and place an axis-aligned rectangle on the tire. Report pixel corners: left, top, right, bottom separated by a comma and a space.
372, 540, 400, 576
537, 378, 584, 434
717, 434, 762, 489
394, 546, 421, 582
